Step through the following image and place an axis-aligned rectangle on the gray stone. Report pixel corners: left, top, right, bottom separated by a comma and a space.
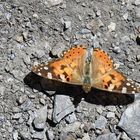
19, 129, 31, 140
12, 113, 22, 120
51, 42, 66, 57
59, 131, 76, 140
44, 0, 63, 7
20, 100, 35, 111
22, 31, 28, 40
0, 86, 5, 96
46, 130, 54, 140
80, 29, 91, 34
82, 133, 90, 140
95, 129, 103, 135
136, 55, 140, 61
97, 19, 104, 27
106, 106, 116, 112
23, 55, 31, 65
27, 110, 35, 126
113, 46, 121, 54
17, 95, 27, 105
13, 130, 18, 140
134, 0, 140, 5
96, 133, 117, 140
106, 112, 115, 118
33, 117, 46, 130
53, 95, 75, 123
118, 101, 140, 139
45, 90, 56, 96
123, 13, 128, 20
62, 121, 81, 133
95, 116, 107, 129
47, 109, 53, 120
96, 106, 104, 114
96, 10, 101, 17
120, 132, 131, 140
64, 21, 71, 29
32, 131, 47, 140
65, 112, 77, 123
0, 114, 6, 125
12, 107, 20, 113
135, 7, 140, 19
108, 22, 116, 32
9, 53, 16, 60
15, 35, 23, 43
33, 13, 39, 18
39, 98, 46, 105
35, 49, 45, 58
33, 105, 48, 130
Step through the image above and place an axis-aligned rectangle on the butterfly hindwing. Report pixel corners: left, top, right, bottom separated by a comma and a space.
93, 70, 140, 93
91, 48, 140, 94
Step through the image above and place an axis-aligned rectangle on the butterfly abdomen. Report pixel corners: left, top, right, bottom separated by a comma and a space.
82, 47, 93, 93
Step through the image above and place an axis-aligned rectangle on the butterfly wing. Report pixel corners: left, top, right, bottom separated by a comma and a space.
92, 48, 140, 94
32, 45, 87, 85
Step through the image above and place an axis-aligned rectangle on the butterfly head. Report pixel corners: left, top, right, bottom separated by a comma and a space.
82, 84, 91, 93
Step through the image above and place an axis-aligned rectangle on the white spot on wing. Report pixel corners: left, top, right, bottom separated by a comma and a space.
38, 72, 42, 76
47, 72, 52, 79
122, 87, 127, 93
44, 66, 48, 70
126, 82, 131, 86
108, 84, 115, 91
60, 74, 66, 82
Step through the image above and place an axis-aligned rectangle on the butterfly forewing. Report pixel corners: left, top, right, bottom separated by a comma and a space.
92, 48, 114, 80
32, 45, 87, 85
91, 48, 140, 94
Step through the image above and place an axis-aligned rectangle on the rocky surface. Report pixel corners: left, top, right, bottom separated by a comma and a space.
0, 0, 140, 139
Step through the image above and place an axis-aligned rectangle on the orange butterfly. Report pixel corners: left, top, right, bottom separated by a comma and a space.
32, 45, 140, 94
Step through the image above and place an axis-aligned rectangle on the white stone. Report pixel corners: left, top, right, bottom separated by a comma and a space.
44, 0, 63, 7
108, 22, 116, 32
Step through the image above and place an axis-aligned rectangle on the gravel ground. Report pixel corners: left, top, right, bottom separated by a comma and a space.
0, 0, 140, 140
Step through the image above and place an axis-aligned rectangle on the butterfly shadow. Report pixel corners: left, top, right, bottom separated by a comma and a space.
24, 72, 135, 106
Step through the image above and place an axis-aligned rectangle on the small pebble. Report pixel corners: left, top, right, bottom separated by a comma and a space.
123, 13, 128, 20
12, 113, 22, 120
64, 21, 71, 29
39, 98, 46, 105
16, 36, 23, 43
120, 132, 131, 140
95, 116, 107, 130
33, 117, 46, 130
46, 130, 54, 140
113, 46, 121, 54
135, 7, 140, 18
82, 133, 90, 140
108, 22, 116, 32
106, 112, 115, 118
17, 95, 27, 105
136, 55, 140, 61
13, 130, 18, 140
134, 0, 140, 5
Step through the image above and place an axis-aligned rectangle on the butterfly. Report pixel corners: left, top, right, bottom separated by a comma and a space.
32, 44, 140, 94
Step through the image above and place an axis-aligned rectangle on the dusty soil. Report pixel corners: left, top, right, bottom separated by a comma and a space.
0, 0, 140, 139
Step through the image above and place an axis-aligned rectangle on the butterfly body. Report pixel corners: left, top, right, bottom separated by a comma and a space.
32, 45, 140, 94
